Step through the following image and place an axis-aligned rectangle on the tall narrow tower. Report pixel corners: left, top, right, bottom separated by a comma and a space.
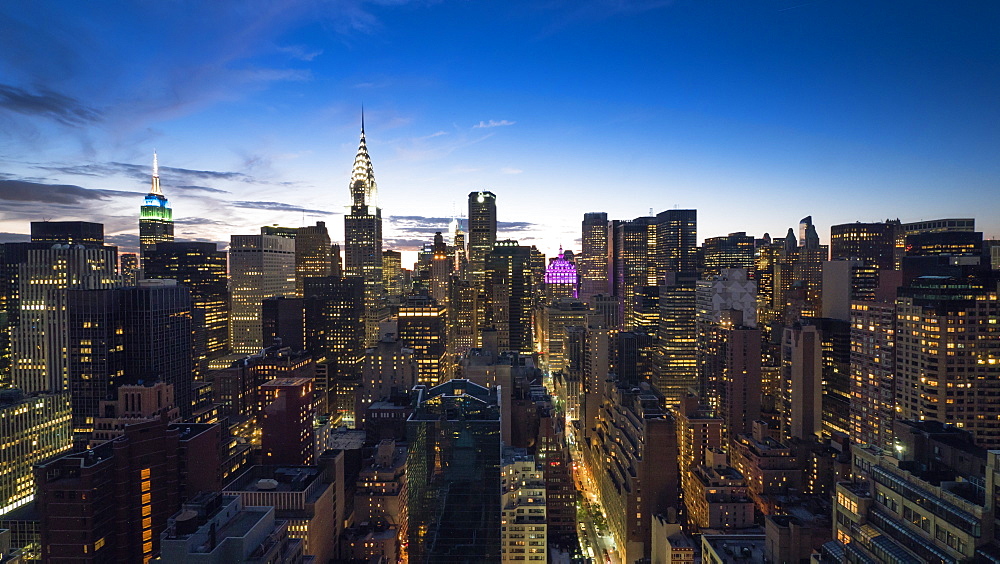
467, 191, 497, 285
344, 115, 384, 343
139, 152, 174, 257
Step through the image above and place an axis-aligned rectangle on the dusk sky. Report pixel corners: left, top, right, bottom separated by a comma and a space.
2, 1, 998, 263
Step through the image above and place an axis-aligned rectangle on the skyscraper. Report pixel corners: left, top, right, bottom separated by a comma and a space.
229, 234, 296, 355
67, 280, 194, 436
294, 221, 333, 297
406, 379, 502, 562
144, 241, 229, 377
702, 232, 755, 278
344, 119, 384, 343
655, 208, 698, 278
579, 212, 610, 303
468, 190, 497, 284
485, 240, 535, 354
139, 152, 174, 257
12, 222, 121, 394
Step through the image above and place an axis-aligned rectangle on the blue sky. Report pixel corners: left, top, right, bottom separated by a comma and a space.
1, 1, 998, 261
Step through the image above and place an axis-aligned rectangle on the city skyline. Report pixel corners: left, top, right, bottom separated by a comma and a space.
2, 1, 999, 261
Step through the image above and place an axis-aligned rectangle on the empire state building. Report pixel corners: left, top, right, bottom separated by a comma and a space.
139, 152, 174, 257
344, 117, 384, 343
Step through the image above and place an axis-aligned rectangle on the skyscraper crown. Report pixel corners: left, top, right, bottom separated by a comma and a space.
350, 114, 377, 208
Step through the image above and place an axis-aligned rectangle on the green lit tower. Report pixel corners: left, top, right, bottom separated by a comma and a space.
139, 152, 174, 257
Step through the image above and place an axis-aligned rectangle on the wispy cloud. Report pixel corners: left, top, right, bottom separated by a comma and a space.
231, 200, 334, 215
276, 44, 323, 61
0, 179, 138, 205
474, 119, 516, 128
173, 185, 231, 194
501, 167, 523, 174
0, 84, 103, 127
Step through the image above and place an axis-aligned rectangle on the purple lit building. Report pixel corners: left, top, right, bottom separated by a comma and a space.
544, 247, 579, 300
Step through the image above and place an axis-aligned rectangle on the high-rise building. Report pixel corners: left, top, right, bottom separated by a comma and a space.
120, 252, 140, 285
66, 280, 194, 438
406, 380, 502, 562
429, 233, 452, 306
540, 298, 589, 374
382, 250, 404, 300
0, 389, 71, 517
695, 268, 757, 403
830, 220, 900, 273
144, 241, 229, 376
398, 295, 448, 385
615, 216, 657, 330
652, 272, 698, 406
344, 120, 384, 344
895, 272, 1000, 448
544, 247, 578, 301
228, 234, 296, 355
303, 276, 365, 400
500, 449, 547, 563
703, 232, 755, 279
849, 301, 896, 450
260, 377, 315, 466
485, 240, 535, 354
139, 152, 174, 257
468, 191, 497, 286
294, 221, 333, 297
11, 222, 121, 395
655, 208, 699, 278
358, 332, 416, 424
579, 212, 610, 303
35, 419, 226, 563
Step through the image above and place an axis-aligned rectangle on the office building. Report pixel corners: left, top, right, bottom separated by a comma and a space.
894, 272, 1000, 449
849, 301, 896, 450
144, 241, 229, 376
120, 253, 140, 285
615, 216, 657, 330
229, 233, 296, 355
544, 247, 578, 300
382, 249, 404, 300
485, 240, 535, 354
468, 191, 498, 286
35, 419, 225, 563
703, 232, 755, 279
139, 152, 174, 257
358, 331, 416, 424
500, 449, 547, 563
0, 390, 71, 517
653, 272, 698, 406
827, 444, 994, 563
655, 209, 698, 278
261, 377, 315, 466
695, 268, 756, 402
540, 298, 588, 374
579, 212, 611, 303
10, 222, 121, 395
90, 382, 180, 446
406, 380, 502, 562
293, 221, 333, 297
397, 296, 448, 385
685, 451, 755, 531
344, 121, 384, 343
67, 279, 194, 436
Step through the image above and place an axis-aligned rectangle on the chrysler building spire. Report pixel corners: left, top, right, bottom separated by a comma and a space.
350, 113, 377, 208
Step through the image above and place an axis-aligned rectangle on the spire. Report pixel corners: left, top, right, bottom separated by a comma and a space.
150, 151, 163, 196
350, 113, 377, 208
